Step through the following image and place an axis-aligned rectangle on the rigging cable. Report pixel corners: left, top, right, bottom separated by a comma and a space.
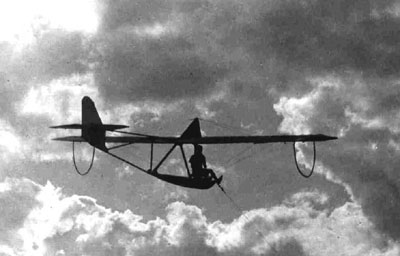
221, 144, 254, 167
293, 141, 316, 178
217, 183, 243, 213
199, 118, 250, 135
111, 130, 157, 137
225, 144, 269, 169
72, 141, 95, 176
200, 118, 265, 168
216, 183, 279, 254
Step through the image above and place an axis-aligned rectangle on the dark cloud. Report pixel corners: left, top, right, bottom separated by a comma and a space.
98, 0, 174, 31
268, 238, 307, 256
241, 0, 400, 78
322, 127, 400, 240
94, 34, 227, 102
19, 29, 90, 83
361, 171, 400, 240
92, 0, 231, 103
91, 0, 400, 104
3, 0, 398, 108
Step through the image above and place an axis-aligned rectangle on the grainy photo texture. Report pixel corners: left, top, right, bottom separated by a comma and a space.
0, 0, 399, 255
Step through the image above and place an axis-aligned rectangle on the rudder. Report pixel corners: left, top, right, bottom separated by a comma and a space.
82, 96, 103, 126
81, 96, 107, 151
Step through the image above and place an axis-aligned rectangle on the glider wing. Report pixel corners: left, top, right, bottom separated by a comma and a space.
101, 134, 337, 144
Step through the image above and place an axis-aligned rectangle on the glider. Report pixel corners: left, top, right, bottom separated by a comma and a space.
51, 96, 337, 189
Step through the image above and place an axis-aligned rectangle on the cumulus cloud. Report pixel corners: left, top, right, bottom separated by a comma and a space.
0, 119, 22, 163
273, 72, 400, 241
1, 177, 399, 256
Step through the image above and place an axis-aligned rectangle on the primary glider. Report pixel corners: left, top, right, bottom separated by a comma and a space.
51, 96, 337, 189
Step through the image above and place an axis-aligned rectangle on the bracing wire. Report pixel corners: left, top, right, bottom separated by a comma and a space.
199, 118, 250, 135
293, 141, 316, 178
217, 184, 243, 213
222, 144, 254, 167
216, 183, 279, 254
112, 130, 156, 137
199, 118, 253, 166
72, 141, 95, 176
199, 118, 270, 168
224, 144, 269, 169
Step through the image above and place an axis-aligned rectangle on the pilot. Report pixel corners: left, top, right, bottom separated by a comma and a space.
189, 144, 222, 184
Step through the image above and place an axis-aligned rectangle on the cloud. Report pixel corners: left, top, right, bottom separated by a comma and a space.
0, 119, 22, 161
4, 0, 400, 111
237, 0, 400, 79
6, 0, 398, 144
272, 72, 400, 240
1, 177, 399, 256
0, 1, 97, 128
17, 29, 91, 83
0, 30, 93, 134
0, 0, 98, 46
87, 0, 400, 112
93, 28, 228, 102
90, 0, 256, 103
13, 72, 180, 165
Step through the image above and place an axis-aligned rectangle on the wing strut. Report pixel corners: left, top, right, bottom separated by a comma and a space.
293, 141, 316, 178
152, 144, 178, 174
105, 150, 148, 173
179, 145, 191, 177
72, 141, 95, 176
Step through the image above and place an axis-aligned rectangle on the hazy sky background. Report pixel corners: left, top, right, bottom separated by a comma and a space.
1, 0, 400, 255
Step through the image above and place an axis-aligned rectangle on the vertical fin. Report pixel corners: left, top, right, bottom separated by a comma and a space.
82, 96, 103, 125
81, 96, 107, 151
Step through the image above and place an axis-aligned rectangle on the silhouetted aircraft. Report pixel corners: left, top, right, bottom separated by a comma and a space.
51, 96, 337, 189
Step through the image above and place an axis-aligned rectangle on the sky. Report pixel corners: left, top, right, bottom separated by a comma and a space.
1, 0, 400, 255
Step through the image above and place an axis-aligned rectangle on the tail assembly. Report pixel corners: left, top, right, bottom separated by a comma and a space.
50, 96, 128, 152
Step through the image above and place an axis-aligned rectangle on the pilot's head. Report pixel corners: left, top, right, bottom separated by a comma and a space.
194, 144, 203, 153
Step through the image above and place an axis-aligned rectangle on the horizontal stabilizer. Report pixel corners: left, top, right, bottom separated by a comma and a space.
52, 136, 85, 142
100, 124, 129, 131
50, 124, 82, 129
50, 124, 128, 131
